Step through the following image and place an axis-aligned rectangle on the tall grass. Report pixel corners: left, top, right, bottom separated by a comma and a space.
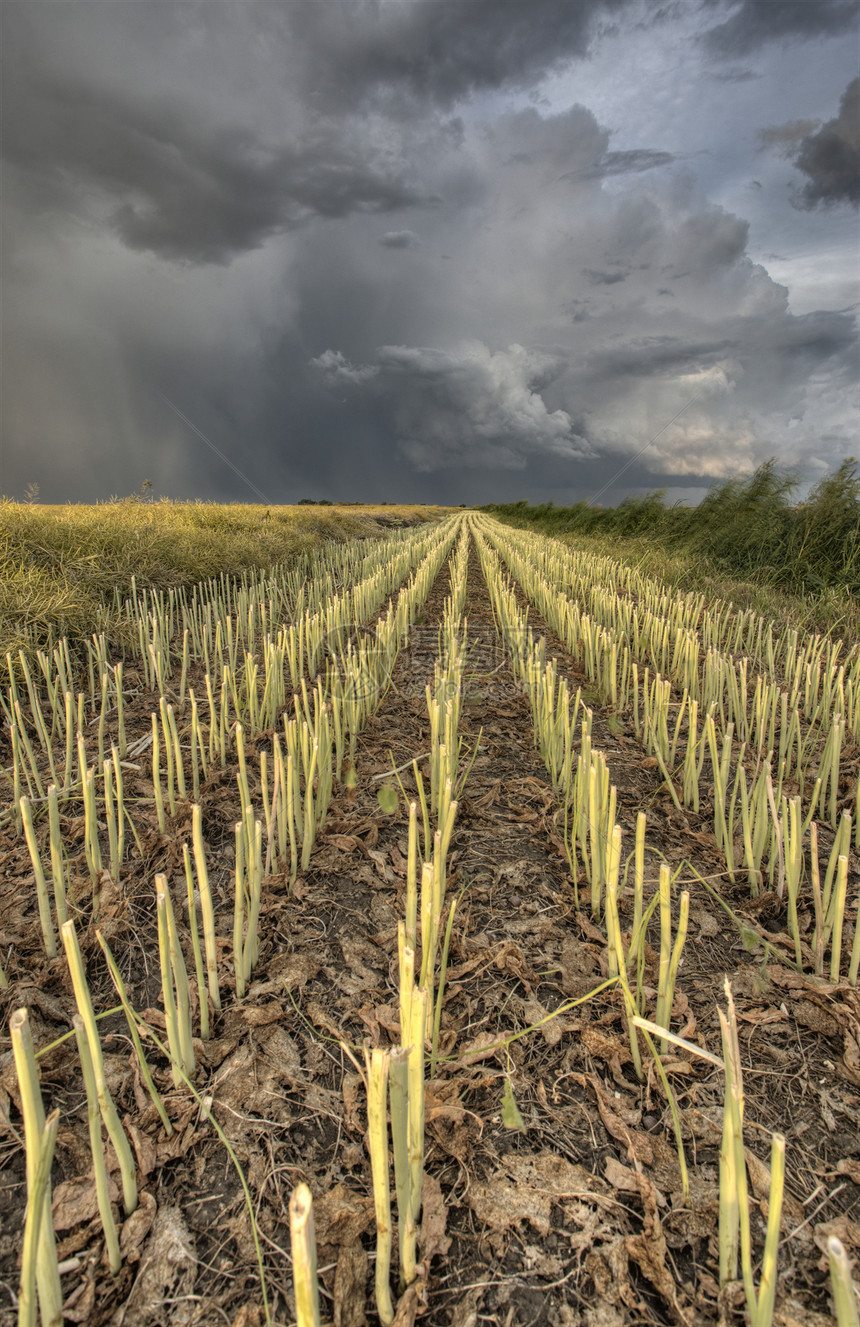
0, 498, 438, 661
483, 458, 859, 634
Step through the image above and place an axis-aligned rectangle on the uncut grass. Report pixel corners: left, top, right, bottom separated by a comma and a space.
483, 457, 860, 637
0, 499, 441, 662
1, 529, 857, 1325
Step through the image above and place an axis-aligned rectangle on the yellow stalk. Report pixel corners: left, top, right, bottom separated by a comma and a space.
364, 1048, 395, 1325
60, 920, 138, 1214
73, 1015, 121, 1274
289, 1184, 321, 1327
17, 1109, 60, 1327
9, 1009, 63, 1327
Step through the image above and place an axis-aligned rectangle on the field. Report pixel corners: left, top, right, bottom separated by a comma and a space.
0, 508, 858, 1327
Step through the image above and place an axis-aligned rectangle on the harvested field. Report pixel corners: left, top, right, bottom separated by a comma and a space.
1, 514, 858, 1327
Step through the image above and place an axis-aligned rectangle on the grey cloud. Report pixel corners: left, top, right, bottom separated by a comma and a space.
1, 5, 439, 266
380, 230, 420, 248
309, 349, 380, 385
570, 148, 676, 181
674, 210, 749, 270
792, 78, 860, 208
588, 337, 736, 379
2, 6, 857, 505
3, 77, 428, 264
702, 0, 860, 56
707, 66, 761, 83
758, 120, 821, 153
288, 0, 635, 108
584, 269, 628, 285
314, 341, 585, 471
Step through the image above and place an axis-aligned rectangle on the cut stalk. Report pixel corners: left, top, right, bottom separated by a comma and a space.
192, 804, 221, 1014
289, 1184, 321, 1327
389, 1046, 416, 1288
73, 1016, 121, 1274
180, 843, 209, 1040
17, 1108, 60, 1327
60, 921, 138, 1215
9, 1009, 63, 1327
828, 1236, 860, 1327
364, 1048, 394, 1325
19, 796, 57, 958
407, 987, 427, 1227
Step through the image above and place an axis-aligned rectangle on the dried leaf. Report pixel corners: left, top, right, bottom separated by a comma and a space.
391, 1280, 425, 1327
125, 1119, 157, 1180
314, 1183, 373, 1249
53, 1174, 119, 1232
420, 1172, 451, 1264
458, 1031, 502, 1067
836, 1158, 860, 1185
522, 997, 563, 1047
120, 1192, 157, 1262
624, 1170, 691, 1324
334, 1241, 368, 1327
63, 1269, 96, 1324
342, 1073, 363, 1133
583, 1074, 654, 1167
115, 1205, 196, 1327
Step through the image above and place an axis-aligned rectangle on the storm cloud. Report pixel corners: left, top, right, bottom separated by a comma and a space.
792, 78, 860, 208
286, 0, 636, 108
702, 0, 860, 56
1, 0, 857, 503
313, 342, 582, 471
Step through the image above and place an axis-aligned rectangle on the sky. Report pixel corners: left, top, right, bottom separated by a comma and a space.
1, 0, 858, 507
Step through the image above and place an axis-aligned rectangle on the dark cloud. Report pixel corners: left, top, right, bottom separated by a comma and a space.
792, 78, 860, 208
674, 210, 750, 269
758, 119, 821, 153
288, 0, 635, 108
1, 3, 857, 503
2, 60, 430, 265
584, 269, 629, 285
702, 0, 860, 56
565, 148, 676, 182
706, 66, 760, 83
587, 336, 737, 379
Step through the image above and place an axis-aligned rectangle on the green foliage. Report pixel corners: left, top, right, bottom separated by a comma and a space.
482, 458, 860, 599
500, 1076, 527, 1132
377, 785, 399, 815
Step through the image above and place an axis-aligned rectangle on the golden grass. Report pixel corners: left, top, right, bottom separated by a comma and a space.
0, 498, 443, 661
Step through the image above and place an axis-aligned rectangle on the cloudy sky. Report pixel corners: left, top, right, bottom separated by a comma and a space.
2, 1, 858, 506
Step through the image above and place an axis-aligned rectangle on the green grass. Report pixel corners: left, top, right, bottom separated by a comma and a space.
0, 498, 440, 662
483, 458, 860, 638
